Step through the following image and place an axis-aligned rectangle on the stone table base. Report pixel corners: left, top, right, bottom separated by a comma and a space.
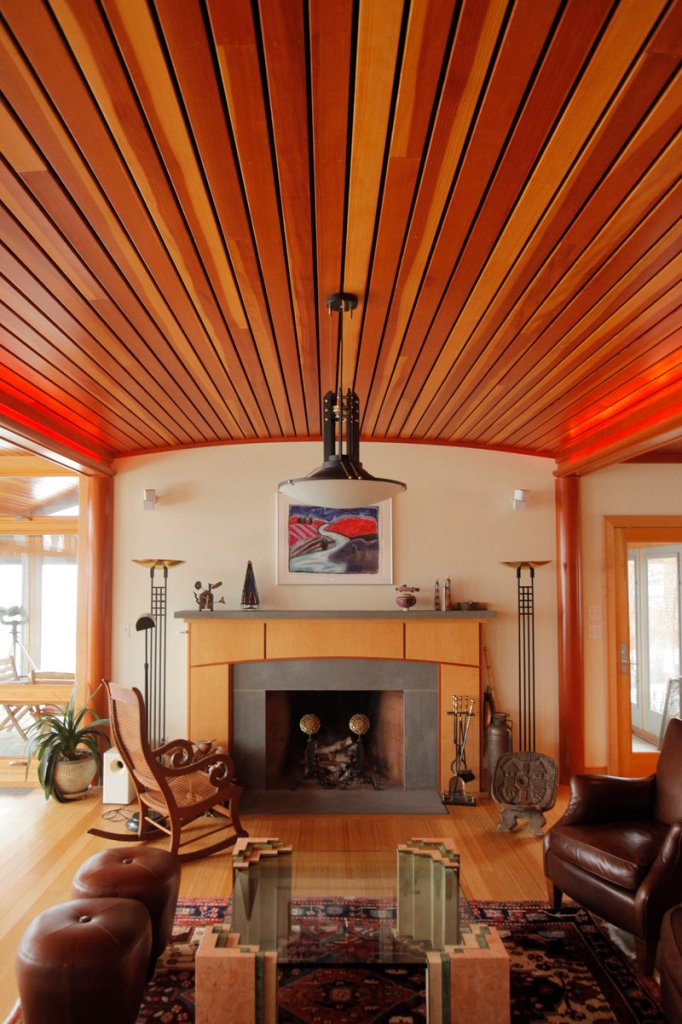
196, 927, 277, 1024
427, 922, 510, 1024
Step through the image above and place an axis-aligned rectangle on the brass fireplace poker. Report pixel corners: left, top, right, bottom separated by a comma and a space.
443, 695, 477, 806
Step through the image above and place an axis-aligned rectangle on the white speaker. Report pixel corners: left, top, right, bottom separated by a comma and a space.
103, 747, 134, 804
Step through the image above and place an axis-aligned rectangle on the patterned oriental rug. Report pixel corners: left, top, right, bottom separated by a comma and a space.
4, 898, 665, 1024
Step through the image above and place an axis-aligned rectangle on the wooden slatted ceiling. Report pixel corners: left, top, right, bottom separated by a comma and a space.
0, 475, 78, 517
0, 0, 679, 479
0, 449, 78, 517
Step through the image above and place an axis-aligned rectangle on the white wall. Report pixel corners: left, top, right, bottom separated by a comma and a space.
581, 463, 682, 769
112, 441, 558, 756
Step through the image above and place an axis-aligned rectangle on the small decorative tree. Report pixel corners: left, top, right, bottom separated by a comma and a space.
241, 561, 259, 610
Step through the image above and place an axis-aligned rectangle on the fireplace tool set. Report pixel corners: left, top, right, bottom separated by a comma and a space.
443, 695, 477, 806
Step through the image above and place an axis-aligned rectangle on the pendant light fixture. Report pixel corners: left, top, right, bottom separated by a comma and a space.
278, 293, 407, 508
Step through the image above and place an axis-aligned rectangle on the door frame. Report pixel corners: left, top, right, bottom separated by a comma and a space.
605, 516, 682, 776
0, 473, 113, 786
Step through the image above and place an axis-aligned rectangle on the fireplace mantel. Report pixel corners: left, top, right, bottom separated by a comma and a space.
176, 609, 495, 619
176, 610, 495, 792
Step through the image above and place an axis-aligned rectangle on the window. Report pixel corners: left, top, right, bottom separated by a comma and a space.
0, 532, 77, 675
628, 545, 682, 745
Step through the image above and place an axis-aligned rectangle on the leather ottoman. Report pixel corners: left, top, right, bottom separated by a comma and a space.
16, 897, 151, 1024
72, 846, 181, 973
660, 903, 682, 1023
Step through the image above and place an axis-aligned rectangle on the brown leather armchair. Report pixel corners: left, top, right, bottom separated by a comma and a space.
660, 904, 682, 1022
543, 718, 682, 973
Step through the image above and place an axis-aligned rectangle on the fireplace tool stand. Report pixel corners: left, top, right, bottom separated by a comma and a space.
443, 696, 476, 805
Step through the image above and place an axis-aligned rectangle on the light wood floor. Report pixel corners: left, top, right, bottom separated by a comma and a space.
0, 785, 568, 1020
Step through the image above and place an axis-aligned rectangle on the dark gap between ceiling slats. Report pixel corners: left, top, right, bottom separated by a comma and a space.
438, 61, 681, 447
45, 0, 243, 439
359, 0, 462, 432
150, 0, 283, 438
371, 0, 518, 438
249, 0, 305, 436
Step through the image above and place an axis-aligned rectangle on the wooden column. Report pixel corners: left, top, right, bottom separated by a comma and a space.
77, 474, 113, 719
555, 474, 583, 783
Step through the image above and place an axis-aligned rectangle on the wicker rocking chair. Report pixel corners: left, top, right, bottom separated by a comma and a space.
90, 682, 247, 861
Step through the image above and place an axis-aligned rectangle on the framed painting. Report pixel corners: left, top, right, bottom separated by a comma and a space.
276, 494, 393, 584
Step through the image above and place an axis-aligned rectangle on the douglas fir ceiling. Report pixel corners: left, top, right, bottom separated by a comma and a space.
0, 0, 681, 479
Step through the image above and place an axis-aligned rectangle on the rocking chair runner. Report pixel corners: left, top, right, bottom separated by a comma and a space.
90, 682, 247, 861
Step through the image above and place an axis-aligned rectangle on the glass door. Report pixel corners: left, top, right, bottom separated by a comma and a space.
0, 533, 77, 676
628, 553, 642, 736
628, 545, 682, 746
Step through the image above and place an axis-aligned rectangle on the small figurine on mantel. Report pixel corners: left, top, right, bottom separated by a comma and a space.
241, 561, 260, 610
194, 580, 222, 612
395, 584, 419, 610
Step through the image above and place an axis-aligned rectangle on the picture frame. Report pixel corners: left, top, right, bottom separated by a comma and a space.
659, 677, 682, 749
276, 493, 393, 585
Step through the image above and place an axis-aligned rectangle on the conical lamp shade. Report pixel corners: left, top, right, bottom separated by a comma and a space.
278, 381, 406, 508
278, 293, 406, 508
278, 457, 405, 508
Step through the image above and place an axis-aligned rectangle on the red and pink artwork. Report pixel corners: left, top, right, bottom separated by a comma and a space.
287, 505, 380, 575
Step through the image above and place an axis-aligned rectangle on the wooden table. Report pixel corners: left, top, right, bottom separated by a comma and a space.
0, 682, 74, 740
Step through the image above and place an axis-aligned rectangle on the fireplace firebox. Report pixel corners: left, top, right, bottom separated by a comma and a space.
232, 658, 438, 792
266, 688, 403, 789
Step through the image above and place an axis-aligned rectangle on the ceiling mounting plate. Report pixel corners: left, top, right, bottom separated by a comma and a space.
326, 292, 358, 314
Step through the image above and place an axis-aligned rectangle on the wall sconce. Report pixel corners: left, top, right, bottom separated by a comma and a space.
143, 488, 157, 511
512, 488, 529, 511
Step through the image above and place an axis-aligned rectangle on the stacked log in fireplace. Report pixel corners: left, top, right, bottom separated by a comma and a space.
291, 713, 381, 790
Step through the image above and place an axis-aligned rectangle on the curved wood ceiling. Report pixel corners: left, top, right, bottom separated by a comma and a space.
0, 0, 680, 478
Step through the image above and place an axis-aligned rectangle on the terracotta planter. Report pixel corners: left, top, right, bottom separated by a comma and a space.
53, 753, 98, 799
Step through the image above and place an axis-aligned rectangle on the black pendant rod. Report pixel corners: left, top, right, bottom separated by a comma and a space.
327, 291, 357, 394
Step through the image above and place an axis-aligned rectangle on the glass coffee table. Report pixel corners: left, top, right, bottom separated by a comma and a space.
195, 838, 509, 1024
232, 839, 466, 959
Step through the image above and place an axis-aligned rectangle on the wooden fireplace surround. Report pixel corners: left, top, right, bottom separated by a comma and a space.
177, 610, 495, 793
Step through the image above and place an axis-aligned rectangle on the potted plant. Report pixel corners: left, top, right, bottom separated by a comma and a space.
27, 690, 109, 802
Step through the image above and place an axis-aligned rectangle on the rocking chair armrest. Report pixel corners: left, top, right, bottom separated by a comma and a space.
154, 738, 196, 766
160, 752, 237, 782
